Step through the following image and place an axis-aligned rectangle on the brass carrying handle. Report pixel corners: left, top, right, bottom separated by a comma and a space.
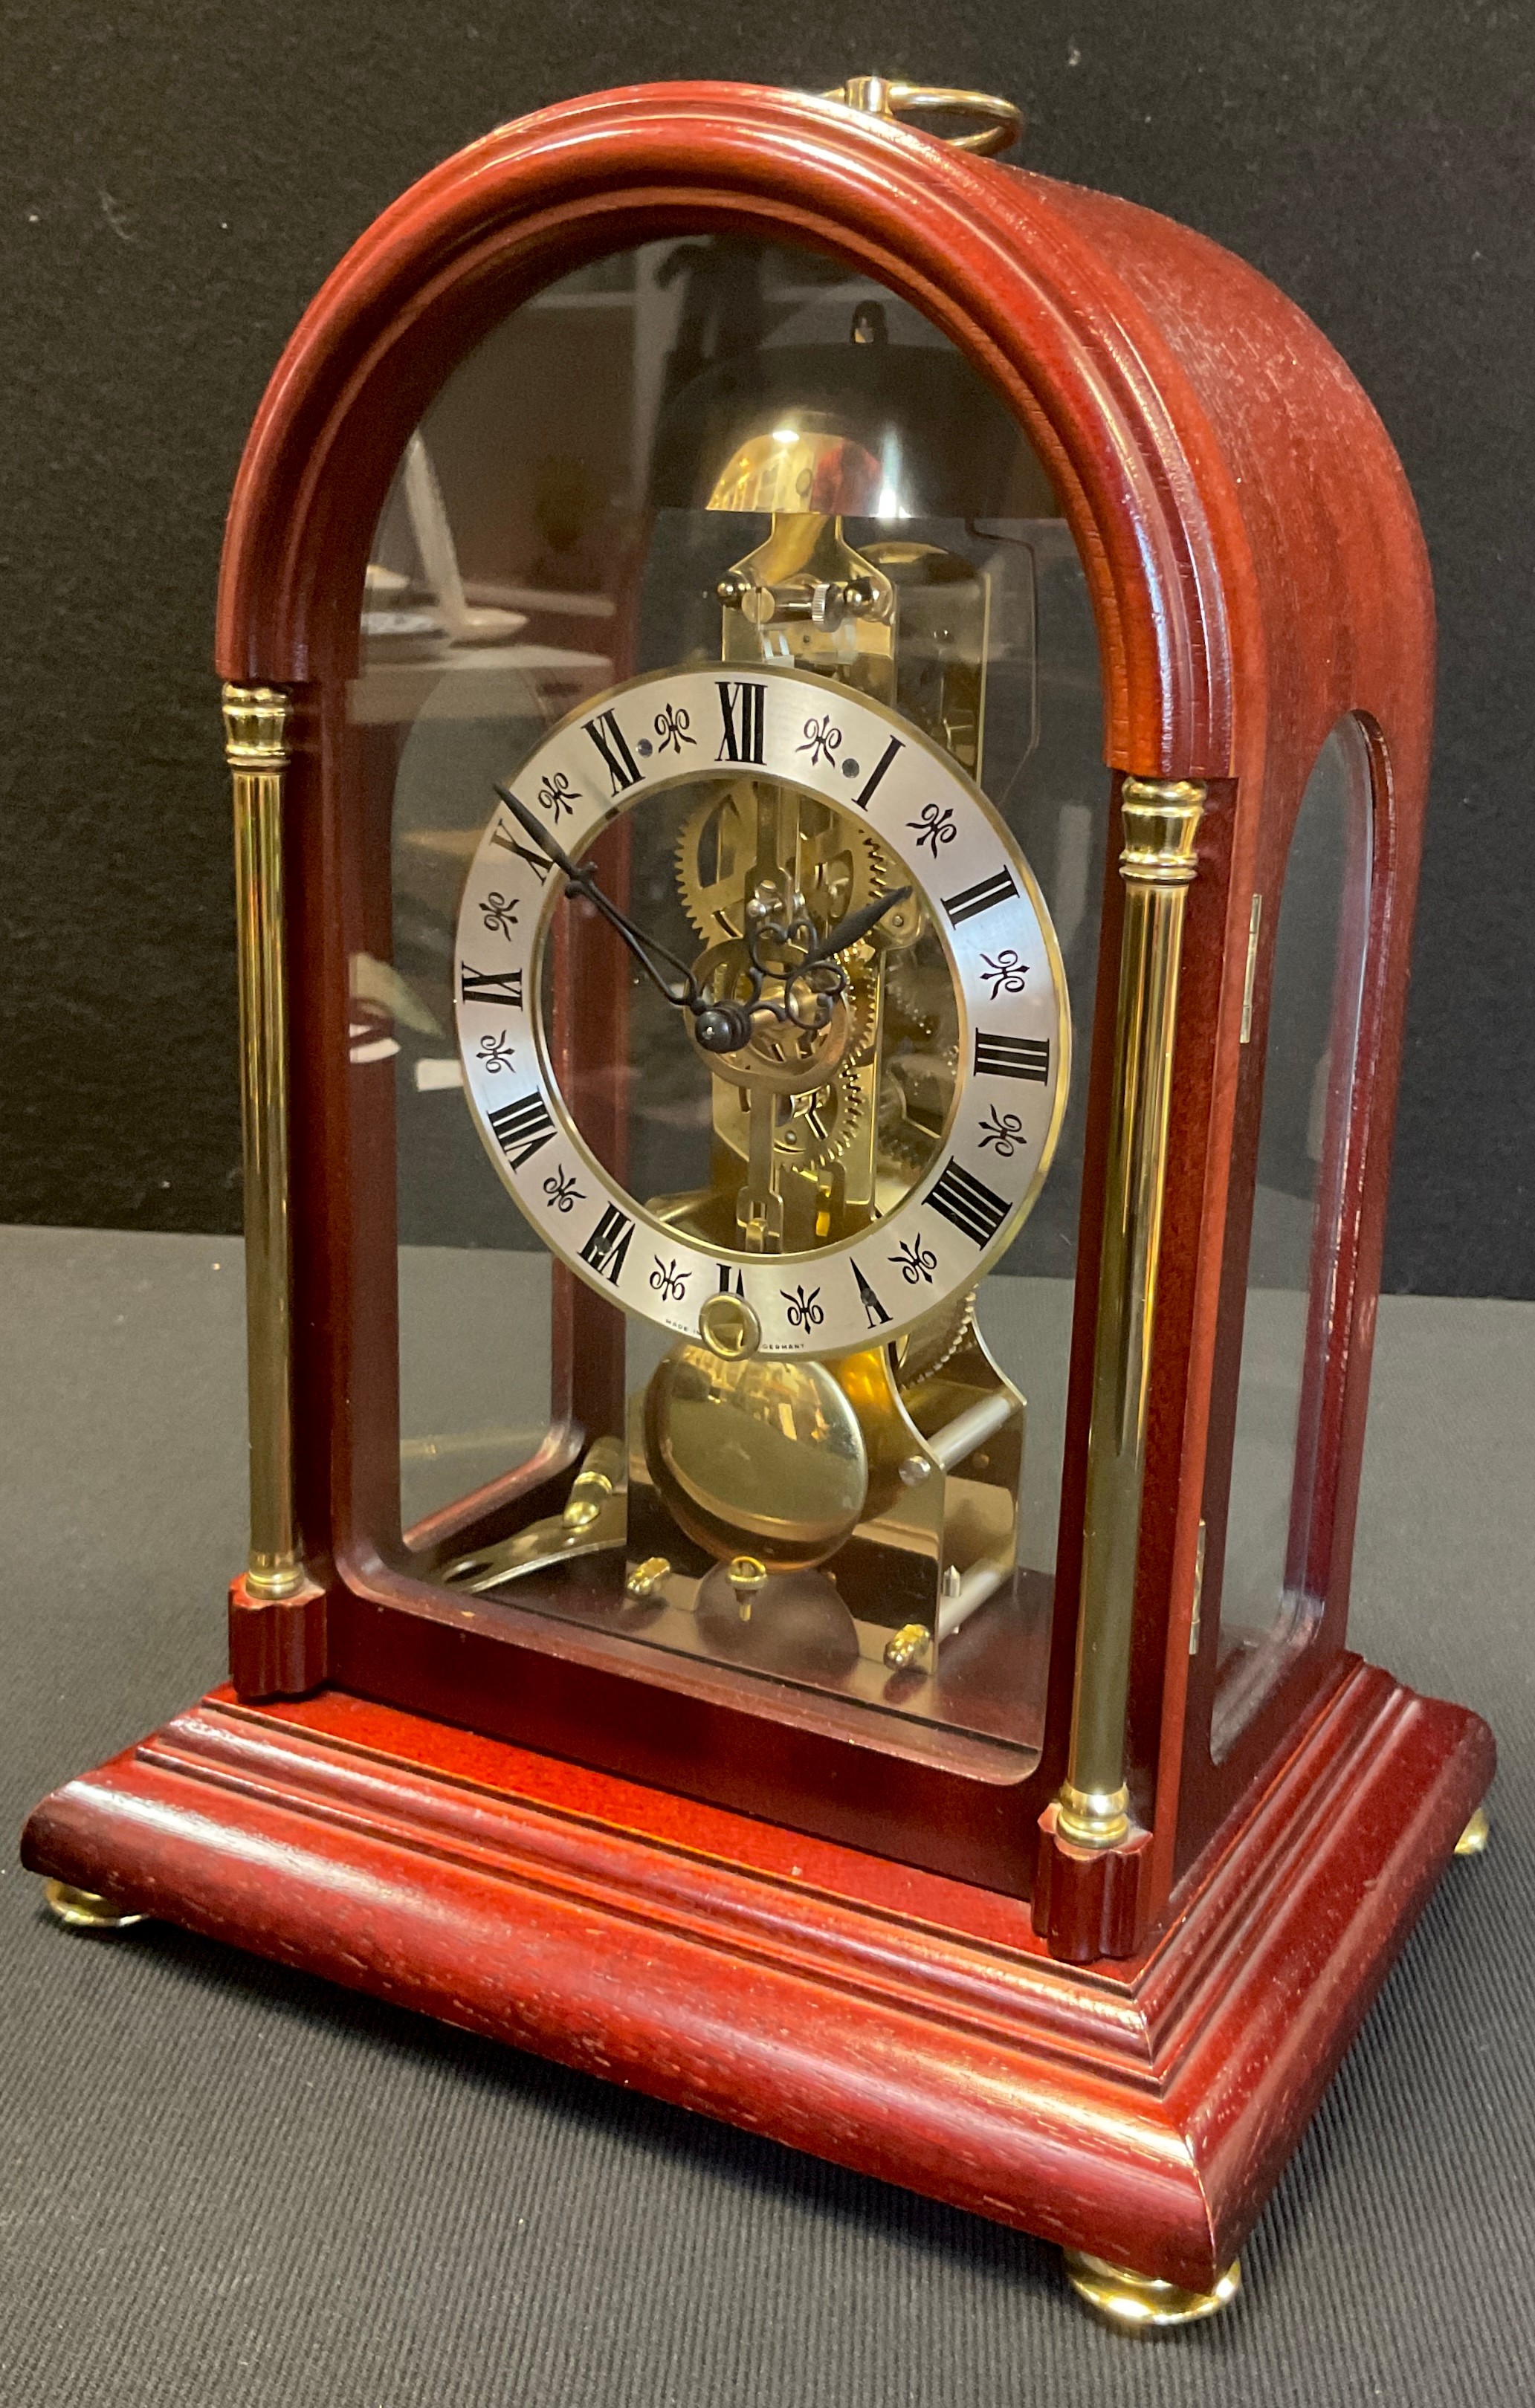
824, 77, 1024, 156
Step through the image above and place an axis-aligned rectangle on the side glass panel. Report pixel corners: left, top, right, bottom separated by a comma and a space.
1212, 719, 1374, 1754
352, 236, 1106, 1761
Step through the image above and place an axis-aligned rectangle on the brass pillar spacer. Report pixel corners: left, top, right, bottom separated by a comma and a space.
243, 1559, 307, 1603
1064, 2250, 1241, 2329
1055, 1781, 1132, 1851
1056, 772, 1207, 1864
225, 680, 304, 1605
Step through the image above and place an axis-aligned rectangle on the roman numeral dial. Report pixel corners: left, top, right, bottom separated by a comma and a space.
715, 680, 766, 765
456, 663, 1067, 1357
852, 1263, 891, 1328
488, 818, 553, 883
925, 1159, 1012, 1249
583, 708, 643, 795
941, 867, 1018, 926
850, 734, 903, 812
488, 1092, 557, 1170
460, 965, 524, 1010
974, 1032, 1048, 1081
580, 1204, 635, 1284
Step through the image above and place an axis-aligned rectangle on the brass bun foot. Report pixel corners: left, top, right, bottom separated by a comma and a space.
1064, 2249, 1241, 2329
42, 1880, 147, 1933
1455, 1805, 1490, 1857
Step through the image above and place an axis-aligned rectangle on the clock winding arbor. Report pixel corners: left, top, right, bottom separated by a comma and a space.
23, 79, 1493, 2324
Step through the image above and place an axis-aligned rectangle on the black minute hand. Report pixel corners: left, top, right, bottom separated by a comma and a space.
491, 780, 703, 1012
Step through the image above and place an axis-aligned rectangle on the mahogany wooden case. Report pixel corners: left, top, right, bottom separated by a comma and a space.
24, 82, 1493, 2301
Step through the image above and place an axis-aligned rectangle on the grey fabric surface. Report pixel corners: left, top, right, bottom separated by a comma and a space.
2, 1226, 1531, 2406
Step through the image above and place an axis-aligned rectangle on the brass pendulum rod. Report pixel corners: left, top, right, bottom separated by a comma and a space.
1057, 777, 1206, 1848
223, 682, 304, 1601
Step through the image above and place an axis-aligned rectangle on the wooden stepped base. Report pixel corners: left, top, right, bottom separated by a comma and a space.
22, 1657, 1492, 2293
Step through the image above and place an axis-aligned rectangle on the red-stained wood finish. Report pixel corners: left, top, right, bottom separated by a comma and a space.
193, 82, 1466, 1941
21, 80, 1496, 2283
22, 1666, 1491, 2291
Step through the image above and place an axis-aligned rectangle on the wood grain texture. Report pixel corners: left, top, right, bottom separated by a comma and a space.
21, 1660, 1491, 2291
215, 85, 1235, 771
204, 78, 1449, 1945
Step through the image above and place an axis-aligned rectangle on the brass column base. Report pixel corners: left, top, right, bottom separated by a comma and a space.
42, 1880, 147, 1933
1064, 2249, 1241, 2328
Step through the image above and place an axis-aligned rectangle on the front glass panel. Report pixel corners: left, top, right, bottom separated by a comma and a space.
352, 236, 1107, 1760
1212, 719, 1374, 1754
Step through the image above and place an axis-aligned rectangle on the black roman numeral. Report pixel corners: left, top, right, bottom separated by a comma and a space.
926, 1158, 1011, 1249
934, 871, 1017, 925
580, 1203, 635, 1284
489, 817, 553, 883
940, 867, 1018, 925
852, 1263, 891, 1329
717, 1264, 744, 1296
584, 708, 642, 794
460, 965, 524, 1009
974, 1031, 1048, 1081
715, 680, 766, 765
488, 1090, 557, 1170
850, 734, 903, 811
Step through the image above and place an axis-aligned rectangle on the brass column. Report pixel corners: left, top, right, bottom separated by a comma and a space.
1057, 777, 1206, 1847
223, 683, 303, 1600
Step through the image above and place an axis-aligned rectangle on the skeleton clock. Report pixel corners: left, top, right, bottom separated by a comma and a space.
25, 77, 1494, 2324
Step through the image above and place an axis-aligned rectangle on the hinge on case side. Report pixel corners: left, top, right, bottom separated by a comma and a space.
1189, 1518, 1207, 1657
1239, 894, 1263, 1043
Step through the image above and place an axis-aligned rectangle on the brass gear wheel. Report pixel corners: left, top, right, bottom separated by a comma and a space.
894, 1292, 977, 1392
836, 955, 881, 1067
876, 1040, 958, 1192
876, 1072, 940, 1180
676, 780, 892, 947
884, 947, 956, 1041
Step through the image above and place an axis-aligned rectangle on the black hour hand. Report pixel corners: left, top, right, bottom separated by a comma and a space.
804, 884, 914, 964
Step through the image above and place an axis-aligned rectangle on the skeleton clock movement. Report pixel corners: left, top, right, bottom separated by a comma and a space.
25, 77, 1494, 2324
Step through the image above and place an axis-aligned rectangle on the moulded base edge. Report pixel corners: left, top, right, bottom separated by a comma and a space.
19, 1659, 1493, 2292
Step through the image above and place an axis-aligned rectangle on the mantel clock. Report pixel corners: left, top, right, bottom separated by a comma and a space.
25, 77, 1494, 2326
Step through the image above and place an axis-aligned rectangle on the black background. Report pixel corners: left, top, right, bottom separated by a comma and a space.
3, 1, 1531, 1293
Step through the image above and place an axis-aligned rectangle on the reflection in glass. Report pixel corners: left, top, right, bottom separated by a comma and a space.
1212, 721, 1374, 1754
350, 235, 1108, 1751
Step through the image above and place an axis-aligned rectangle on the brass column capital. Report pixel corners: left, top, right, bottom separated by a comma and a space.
1118, 778, 1205, 885
222, 683, 292, 768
